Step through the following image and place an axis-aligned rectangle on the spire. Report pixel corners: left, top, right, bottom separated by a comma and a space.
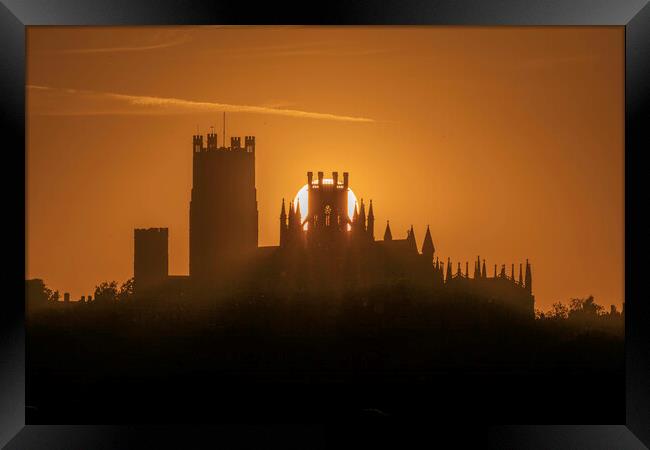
421, 225, 434, 261
407, 225, 417, 252
279, 198, 287, 247
353, 202, 359, 228
294, 199, 302, 226
511, 263, 515, 281
500, 264, 506, 278
474, 256, 480, 279
280, 198, 287, 221
383, 220, 392, 241
287, 201, 294, 228
446, 257, 452, 282
359, 198, 366, 231
482, 259, 486, 278
525, 259, 532, 293
367, 199, 375, 241
465, 261, 469, 278
519, 263, 523, 285
457, 262, 462, 277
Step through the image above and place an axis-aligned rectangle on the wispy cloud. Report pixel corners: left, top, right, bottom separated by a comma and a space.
202, 40, 391, 59
229, 43, 391, 58
54, 34, 192, 54
27, 85, 375, 123
243, 48, 389, 58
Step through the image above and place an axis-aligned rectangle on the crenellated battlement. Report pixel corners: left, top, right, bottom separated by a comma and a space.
135, 227, 168, 235
192, 130, 255, 153
306, 170, 349, 189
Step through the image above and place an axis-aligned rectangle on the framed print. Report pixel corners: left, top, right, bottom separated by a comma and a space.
1, 0, 649, 448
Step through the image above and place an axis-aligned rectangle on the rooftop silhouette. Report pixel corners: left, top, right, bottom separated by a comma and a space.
123, 129, 536, 317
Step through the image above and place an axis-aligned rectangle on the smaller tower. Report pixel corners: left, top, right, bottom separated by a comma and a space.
519, 263, 523, 285
446, 257, 452, 282
525, 259, 532, 293
134, 227, 169, 293
482, 259, 487, 278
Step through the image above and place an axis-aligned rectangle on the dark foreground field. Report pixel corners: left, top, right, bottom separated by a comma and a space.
27, 292, 623, 423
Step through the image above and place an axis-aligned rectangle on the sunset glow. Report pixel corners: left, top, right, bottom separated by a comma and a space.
26, 26, 624, 310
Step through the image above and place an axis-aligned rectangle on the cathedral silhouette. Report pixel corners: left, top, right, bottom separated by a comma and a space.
134, 129, 534, 316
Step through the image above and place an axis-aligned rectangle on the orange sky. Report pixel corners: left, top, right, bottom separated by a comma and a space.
26, 26, 624, 310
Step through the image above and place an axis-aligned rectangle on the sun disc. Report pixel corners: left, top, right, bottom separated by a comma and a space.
293, 180, 358, 230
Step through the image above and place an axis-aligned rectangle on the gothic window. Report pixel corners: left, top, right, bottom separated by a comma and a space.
324, 205, 332, 226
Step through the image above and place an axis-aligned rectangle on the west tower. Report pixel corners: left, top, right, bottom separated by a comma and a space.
189, 131, 258, 283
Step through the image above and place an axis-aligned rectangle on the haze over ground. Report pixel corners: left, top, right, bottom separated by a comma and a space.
26, 26, 624, 310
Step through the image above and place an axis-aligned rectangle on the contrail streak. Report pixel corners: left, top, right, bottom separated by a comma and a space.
28, 85, 375, 123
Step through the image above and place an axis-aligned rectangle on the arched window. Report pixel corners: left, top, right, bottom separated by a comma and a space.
324, 205, 332, 226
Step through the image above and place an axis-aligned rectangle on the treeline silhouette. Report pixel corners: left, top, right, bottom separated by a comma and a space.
26, 279, 623, 423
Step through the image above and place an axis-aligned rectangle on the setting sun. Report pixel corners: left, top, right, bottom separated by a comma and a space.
293, 180, 358, 230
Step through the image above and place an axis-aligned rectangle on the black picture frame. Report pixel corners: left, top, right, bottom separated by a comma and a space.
2, 0, 648, 448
